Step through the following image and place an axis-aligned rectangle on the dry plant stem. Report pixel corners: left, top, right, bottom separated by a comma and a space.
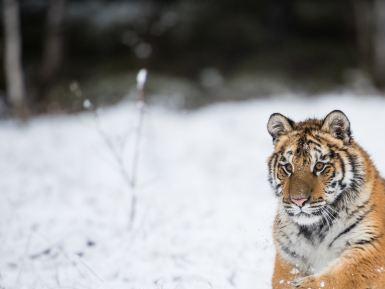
89, 69, 147, 231
93, 109, 132, 187
129, 88, 146, 230
93, 104, 141, 231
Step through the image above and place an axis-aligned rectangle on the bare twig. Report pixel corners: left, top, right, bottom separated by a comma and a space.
93, 108, 132, 188
81, 68, 148, 230
128, 68, 147, 229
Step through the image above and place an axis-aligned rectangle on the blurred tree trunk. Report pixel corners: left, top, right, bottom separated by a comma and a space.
266, 0, 293, 43
353, 0, 385, 88
38, 0, 66, 109
373, 0, 385, 87
2, 0, 27, 118
352, 0, 373, 72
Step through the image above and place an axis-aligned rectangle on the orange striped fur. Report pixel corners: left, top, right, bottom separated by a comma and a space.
267, 110, 385, 289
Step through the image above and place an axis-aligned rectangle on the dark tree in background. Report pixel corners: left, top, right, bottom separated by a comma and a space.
2, 0, 26, 117
2, 0, 385, 117
352, 0, 372, 72
353, 0, 385, 88
38, 0, 66, 108
373, 0, 385, 87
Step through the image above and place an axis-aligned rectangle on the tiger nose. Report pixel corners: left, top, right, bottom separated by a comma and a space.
290, 196, 309, 207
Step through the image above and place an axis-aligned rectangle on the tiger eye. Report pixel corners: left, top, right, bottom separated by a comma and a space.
284, 163, 293, 173
314, 162, 325, 172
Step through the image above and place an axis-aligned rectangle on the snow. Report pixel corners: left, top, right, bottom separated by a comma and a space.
1, 94, 385, 289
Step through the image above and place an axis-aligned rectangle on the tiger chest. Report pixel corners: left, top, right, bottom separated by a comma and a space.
277, 223, 348, 274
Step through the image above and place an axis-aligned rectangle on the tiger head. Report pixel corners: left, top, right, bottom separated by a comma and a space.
267, 110, 365, 226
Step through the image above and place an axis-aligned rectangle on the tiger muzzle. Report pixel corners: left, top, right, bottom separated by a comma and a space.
288, 171, 316, 207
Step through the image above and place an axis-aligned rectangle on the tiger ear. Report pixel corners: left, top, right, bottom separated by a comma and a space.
267, 113, 294, 143
321, 110, 351, 144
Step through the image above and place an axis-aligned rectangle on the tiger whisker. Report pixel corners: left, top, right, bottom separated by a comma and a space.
320, 209, 331, 231
324, 207, 337, 224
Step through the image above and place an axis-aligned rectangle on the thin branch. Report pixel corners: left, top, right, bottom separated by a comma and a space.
93, 108, 132, 188
128, 68, 148, 229
82, 68, 148, 231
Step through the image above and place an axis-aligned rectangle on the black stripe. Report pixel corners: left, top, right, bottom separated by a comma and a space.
330, 167, 336, 179
351, 233, 383, 248
347, 200, 370, 219
279, 231, 292, 243
347, 151, 356, 176
335, 152, 346, 182
272, 153, 278, 173
306, 139, 322, 148
320, 153, 328, 160
268, 154, 276, 172
312, 134, 323, 143
328, 205, 373, 248
297, 226, 313, 240
268, 154, 279, 192
279, 242, 298, 258
313, 147, 322, 154
348, 153, 365, 194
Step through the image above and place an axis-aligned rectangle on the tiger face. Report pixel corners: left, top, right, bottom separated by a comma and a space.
267, 110, 365, 226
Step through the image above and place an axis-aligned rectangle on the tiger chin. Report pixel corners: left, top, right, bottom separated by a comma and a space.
267, 110, 385, 289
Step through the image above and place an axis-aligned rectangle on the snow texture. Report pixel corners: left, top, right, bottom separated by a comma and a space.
1, 94, 385, 289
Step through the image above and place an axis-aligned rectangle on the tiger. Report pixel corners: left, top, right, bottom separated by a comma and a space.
267, 110, 385, 289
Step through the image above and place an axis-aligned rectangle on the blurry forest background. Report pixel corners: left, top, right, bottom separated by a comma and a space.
2, 0, 385, 117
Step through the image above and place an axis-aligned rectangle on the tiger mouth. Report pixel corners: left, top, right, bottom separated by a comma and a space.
285, 206, 326, 218
285, 204, 339, 226
290, 211, 325, 226
287, 210, 317, 217
297, 211, 312, 216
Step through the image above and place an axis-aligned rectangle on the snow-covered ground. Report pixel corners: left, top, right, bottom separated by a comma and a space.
1, 94, 385, 289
